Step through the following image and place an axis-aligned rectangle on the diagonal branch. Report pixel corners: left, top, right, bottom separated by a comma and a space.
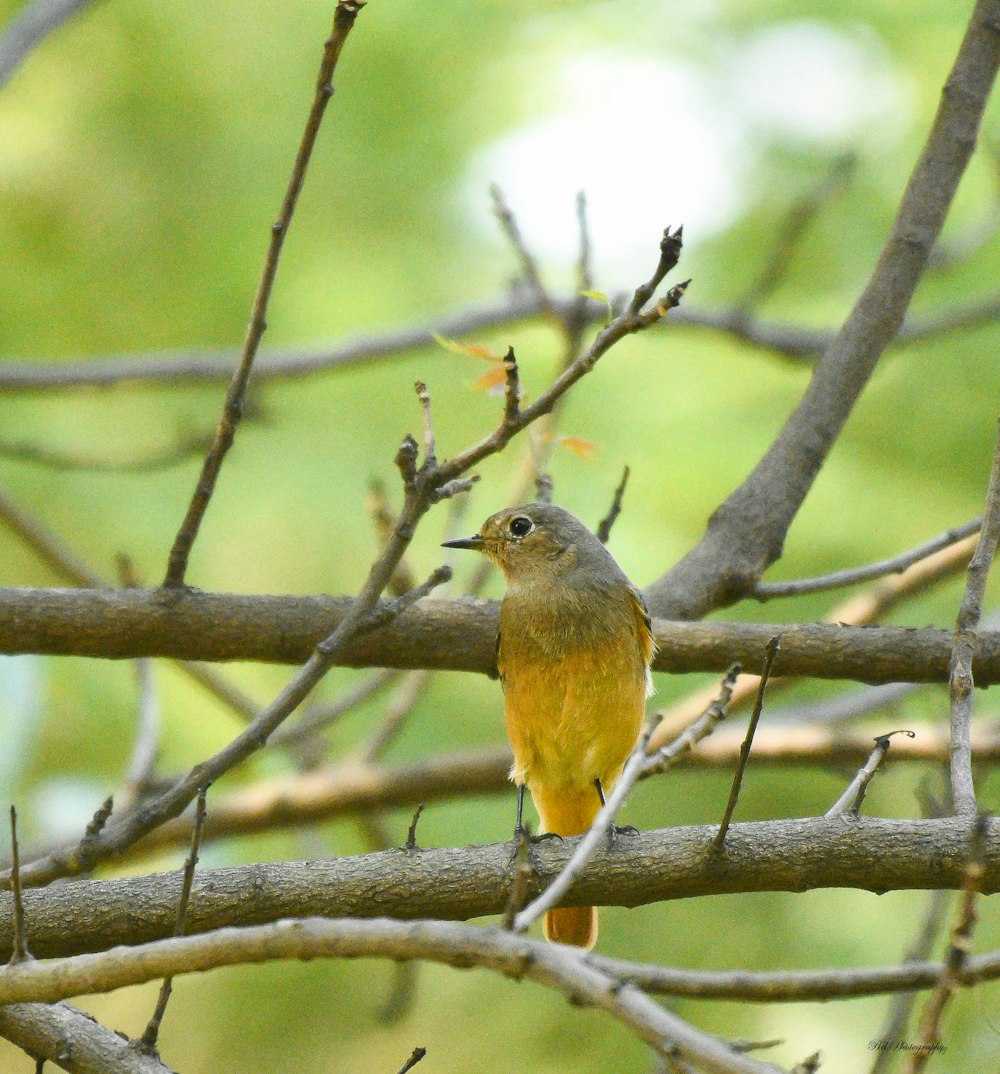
163, 0, 365, 588
644, 1, 1000, 620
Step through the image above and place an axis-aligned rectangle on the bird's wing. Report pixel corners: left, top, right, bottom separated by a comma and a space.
628, 585, 656, 696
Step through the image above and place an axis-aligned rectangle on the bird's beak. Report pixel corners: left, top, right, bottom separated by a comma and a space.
442, 534, 485, 550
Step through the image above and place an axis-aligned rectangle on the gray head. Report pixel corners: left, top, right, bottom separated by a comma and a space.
442, 502, 626, 585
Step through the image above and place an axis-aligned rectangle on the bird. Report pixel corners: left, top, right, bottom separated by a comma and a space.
443, 501, 654, 948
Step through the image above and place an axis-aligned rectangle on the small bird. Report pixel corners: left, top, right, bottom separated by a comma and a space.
444, 502, 654, 948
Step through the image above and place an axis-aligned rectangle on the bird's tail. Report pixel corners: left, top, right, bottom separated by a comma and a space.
531, 784, 601, 950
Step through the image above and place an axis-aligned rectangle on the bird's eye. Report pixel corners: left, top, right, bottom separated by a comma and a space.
508, 516, 534, 538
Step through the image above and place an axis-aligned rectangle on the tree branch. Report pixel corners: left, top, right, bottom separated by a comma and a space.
0, 919, 786, 1074
3, 289, 998, 393
644, 2, 1000, 619
5, 587, 1000, 685
2, 817, 996, 961
163, 0, 365, 588
0, 1002, 175, 1074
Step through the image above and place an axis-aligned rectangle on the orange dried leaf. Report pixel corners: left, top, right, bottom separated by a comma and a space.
471, 366, 509, 392
431, 332, 502, 362
558, 435, 597, 460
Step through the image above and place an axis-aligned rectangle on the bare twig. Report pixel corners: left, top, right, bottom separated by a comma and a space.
643, 666, 741, 777
137, 786, 209, 1054
367, 480, 417, 596
271, 668, 401, 749
7, 807, 30, 965
0, 0, 96, 91
491, 185, 560, 322
395, 1047, 427, 1074
754, 517, 983, 599
907, 815, 989, 1073
949, 420, 1000, 815
825, 731, 915, 817
403, 804, 425, 851
163, 0, 366, 588
596, 466, 630, 544
713, 638, 780, 850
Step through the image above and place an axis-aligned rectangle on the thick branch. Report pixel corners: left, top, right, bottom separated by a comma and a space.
0, 1002, 174, 1074
1, 817, 996, 961
4, 587, 1000, 684
0, 920, 784, 1074
645, 3, 1000, 619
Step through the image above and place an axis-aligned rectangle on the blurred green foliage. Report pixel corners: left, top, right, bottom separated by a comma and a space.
1, 0, 999, 1070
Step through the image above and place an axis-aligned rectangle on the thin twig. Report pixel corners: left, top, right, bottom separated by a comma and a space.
713, 637, 780, 850
754, 517, 983, 599
825, 731, 915, 817
643, 666, 741, 778
7, 807, 31, 965
367, 480, 417, 596
907, 815, 989, 1073
137, 786, 209, 1053
501, 830, 534, 930
490, 185, 560, 323
271, 668, 401, 749
404, 804, 425, 851
395, 1047, 427, 1074
163, 0, 366, 588
949, 419, 1000, 815
596, 466, 630, 544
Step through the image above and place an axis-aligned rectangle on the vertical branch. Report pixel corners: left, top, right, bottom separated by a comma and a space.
713, 637, 780, 850
137, 786, 209, 1054
7, 807, 31, 965
949, 417, 1000, 815
906, 815, 989, 1073
163, 0, 366, 588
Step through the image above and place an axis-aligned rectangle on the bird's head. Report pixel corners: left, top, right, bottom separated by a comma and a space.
443, 502, 601, 584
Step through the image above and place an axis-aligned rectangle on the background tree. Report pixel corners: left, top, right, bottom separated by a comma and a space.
0, 1, 999, 1072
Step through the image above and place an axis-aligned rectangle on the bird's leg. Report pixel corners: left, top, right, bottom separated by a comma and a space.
595, 778, 638, 840
511, 784, 562, 850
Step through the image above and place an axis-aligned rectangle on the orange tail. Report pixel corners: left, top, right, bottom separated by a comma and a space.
544, 905, 597, 948
531, 783, 602, 950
